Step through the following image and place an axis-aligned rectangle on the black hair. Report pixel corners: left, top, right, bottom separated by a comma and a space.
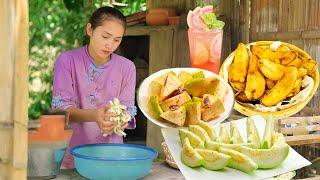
89, 6, 126, 30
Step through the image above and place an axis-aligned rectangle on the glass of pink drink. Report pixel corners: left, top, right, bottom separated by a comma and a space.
188, 28, 223, 74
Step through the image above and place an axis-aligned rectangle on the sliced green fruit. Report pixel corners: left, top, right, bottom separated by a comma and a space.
201, 94, 225, 121
179, 129, 204, 148
148, 96, 163, 118
246, 117, 261, 149
185, 78, 220, 97
197, 121, 217, 141
272, 132, 286, 147
240, 144, 289, 169
148, 81, 163, 97
178, 71, 193, 84
219, 147, 258, 174
184, 101, 201, 126
181, 138, 204, 167
262, 116, 275, 149
191, 71, 205, 79
160, 106, 186, 126
192, 96, 202, 103
189, 125, 210, 142
230, 121, 244, 144
160, 91, 192, 111
195, 149, 231, 170
153, 71, 176, 85
160, 73, 182, 99
205, 140, 253, 151
219, 125, 231, 144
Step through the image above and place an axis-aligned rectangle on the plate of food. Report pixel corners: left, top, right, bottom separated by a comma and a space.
161, 115, 311, 180
220, 41, 319, 118
137, 68, 234, 128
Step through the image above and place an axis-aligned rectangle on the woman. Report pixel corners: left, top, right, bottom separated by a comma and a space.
52, 6, 136, 169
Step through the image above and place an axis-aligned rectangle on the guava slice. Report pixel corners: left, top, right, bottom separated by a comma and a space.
195, 148, 231, 170
181, 137, 204, 167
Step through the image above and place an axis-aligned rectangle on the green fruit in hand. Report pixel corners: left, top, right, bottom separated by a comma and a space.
195, 149, 231, 170
189, 125, 210, 142
181, 138, 204, 167
230, 121, 244, 144
179, 129, 204, 149
197, 121, 217, 141
246, 117, 261, 149
262, 116, 275, 149
148, 96, 163, 118
240, 144, 289, 169
219, 147, 258, 174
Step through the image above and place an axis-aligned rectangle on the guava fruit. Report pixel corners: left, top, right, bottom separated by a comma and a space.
195, 148, 231, 170
240, 144, 289, 169
160, 106, 186, 126
197, 121, 217, 141
181, 138, 204, 167
262, 116, 275, 149
246, 117, 261, 149
184, 101, 201, 126
179, 129, 204, 149
160, 91, 191, 111
219, 147, 258, 174
189, 125, 210, 142
148, 96, 163, 118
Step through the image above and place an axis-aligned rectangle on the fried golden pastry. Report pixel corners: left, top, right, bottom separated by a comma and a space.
261, 66, 298, 106
228, 43, 249, 83
266, 79, 276, 90
244, 55, 266, 100
258, 58, 285, 81
288, 78, 302, 98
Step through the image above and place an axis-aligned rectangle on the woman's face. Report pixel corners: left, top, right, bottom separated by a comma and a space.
87, 19, 124, 61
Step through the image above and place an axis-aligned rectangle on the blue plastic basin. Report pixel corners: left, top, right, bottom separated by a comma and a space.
71, 143, 158, 180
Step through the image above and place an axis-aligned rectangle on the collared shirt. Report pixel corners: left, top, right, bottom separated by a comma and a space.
52, 46, 136, 168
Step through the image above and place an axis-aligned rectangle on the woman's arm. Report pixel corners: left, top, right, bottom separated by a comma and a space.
66, 107, 97, 122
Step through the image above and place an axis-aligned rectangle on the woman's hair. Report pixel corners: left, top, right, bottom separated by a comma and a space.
89, 6, 126, 30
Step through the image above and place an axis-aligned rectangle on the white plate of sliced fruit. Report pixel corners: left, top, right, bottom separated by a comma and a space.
137, 68, 234, 128
161, 115, 311, 180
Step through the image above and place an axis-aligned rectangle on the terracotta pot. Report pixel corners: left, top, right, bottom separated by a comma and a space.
29, 115, 72, 142
146, 8, 177, 26
168, 16, 180, 25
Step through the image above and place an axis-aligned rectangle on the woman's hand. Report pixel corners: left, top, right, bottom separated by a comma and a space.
95, 106, 115, 135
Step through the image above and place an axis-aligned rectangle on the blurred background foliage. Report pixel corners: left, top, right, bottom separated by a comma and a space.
28, 0, 146, 120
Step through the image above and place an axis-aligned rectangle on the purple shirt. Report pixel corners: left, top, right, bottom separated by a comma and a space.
52, 46, 136, 168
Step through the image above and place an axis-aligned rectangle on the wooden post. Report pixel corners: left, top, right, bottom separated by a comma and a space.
0, 0, 29, 179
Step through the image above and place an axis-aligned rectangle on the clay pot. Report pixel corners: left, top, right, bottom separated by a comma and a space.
28, 115, 72, 142
168, 16, 180, 25
146, 8, 177, 26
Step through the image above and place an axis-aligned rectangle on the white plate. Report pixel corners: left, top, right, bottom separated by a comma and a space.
137, 68, 235, 128
161, 115, 311, 180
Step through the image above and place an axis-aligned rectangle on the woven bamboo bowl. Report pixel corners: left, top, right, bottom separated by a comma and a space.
219, 41, 319, 118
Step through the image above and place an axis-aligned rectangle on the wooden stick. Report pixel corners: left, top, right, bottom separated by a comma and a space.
285, 134, 320, 146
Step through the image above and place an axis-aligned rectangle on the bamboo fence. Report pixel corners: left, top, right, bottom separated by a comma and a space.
0, 0, 29, 179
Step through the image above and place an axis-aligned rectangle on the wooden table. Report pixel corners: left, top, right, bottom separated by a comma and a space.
54, 161, 185, 180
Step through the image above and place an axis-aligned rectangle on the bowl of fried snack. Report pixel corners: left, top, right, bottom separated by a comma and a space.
220, 41, 319, 118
